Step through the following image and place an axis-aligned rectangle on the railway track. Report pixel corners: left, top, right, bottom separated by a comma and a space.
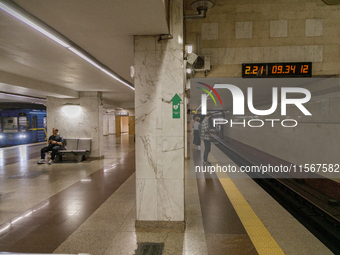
211, 135, 340, 254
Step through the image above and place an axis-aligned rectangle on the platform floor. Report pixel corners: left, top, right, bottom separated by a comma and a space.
0, 134, 333, 254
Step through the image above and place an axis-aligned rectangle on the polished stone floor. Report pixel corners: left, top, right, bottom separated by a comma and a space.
0, 134, 333, 255
0, 134, 254, 254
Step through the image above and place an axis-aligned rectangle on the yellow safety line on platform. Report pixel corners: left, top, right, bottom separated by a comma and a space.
208, 153, 285, 255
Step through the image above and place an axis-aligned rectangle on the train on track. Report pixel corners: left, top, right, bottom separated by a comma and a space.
0, 108, 47, 147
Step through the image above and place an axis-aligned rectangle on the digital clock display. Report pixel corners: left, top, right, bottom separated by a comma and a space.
242, 63, 267, 77
242, 62, 312, 78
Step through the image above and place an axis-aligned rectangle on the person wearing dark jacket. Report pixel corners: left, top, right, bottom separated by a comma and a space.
193, 117, 201, 149
37, 128, 63, 164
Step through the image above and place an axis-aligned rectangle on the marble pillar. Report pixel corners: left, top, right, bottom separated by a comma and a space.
135, 0, 185, 224
46, 92, 103, 157
108, 113, 116, 134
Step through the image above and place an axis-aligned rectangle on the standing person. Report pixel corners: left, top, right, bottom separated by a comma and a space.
37, 128, 63, 164
201, 113, 212, 165
193, 117, 201, 149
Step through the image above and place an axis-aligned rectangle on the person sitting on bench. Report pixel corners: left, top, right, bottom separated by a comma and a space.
38, 128, 63, 164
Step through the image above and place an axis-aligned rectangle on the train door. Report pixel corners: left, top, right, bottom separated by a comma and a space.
18, 114, 27, 133
32, 116, 38, 142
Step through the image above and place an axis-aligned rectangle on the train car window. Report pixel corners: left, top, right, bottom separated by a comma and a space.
3, 117, 18, 133
19, 116, 27, 131
43, 116, 47, 128
19, 116, 27, 126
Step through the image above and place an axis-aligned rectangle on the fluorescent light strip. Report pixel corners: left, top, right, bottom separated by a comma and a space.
101, 69, 135, 90
0, 223, 10, 233
68, 47, 103, 70
0, 2, 70, 48
0, 0, 135, 90
11, 217, 23, 224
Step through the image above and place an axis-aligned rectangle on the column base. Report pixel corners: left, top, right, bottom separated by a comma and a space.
88, 155, 105, 159
135, 220, 186, 233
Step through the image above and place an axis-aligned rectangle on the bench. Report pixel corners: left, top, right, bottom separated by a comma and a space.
58, 138, 91, 162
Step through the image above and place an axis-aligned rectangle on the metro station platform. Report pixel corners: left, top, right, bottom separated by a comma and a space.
0, 134, 333, 255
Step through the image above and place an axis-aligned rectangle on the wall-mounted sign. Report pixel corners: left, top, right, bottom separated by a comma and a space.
171, 94, 182, 119
116, 112, 129, 116
242, 62, 312, 78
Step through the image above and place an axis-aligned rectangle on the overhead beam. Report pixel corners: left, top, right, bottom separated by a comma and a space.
0, 70, 79, 98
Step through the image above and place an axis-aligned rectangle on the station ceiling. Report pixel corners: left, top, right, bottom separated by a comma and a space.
0, 0, 169, 109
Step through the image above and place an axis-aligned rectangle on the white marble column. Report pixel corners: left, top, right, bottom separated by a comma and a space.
135, 0, 185, 224
108, 113, 116, 134
46, 91, 103, 157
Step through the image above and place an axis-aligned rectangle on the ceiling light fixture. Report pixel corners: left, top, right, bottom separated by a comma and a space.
62, 103, 81, 117
0, 0, 135, 91
130, 66, 135, 79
